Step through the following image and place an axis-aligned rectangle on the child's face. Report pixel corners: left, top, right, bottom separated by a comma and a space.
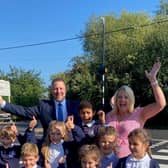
0, 136, 15, 148
49, 127, 63, 144
99, 134, 116, 156
81, 157, 98, 168
129, 136, 148, 159
80, 108, 94, 124
22, 155, 38, 168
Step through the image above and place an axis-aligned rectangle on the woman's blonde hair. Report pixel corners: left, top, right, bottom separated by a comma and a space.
113, 85, 135, 114
128, 128, 152, 157
41, 120, 69, 161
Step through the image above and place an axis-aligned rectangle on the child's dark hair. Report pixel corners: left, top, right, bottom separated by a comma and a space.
128, 128, 152, 157
79, 100, 95, 112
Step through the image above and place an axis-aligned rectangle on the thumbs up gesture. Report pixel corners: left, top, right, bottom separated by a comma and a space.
65, 115, 75, 130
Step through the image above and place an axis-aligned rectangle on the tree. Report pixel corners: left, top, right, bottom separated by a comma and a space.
51, 55, 102, 108
0, 66, 46, 106
51, 10, 168, 127
156, 0, 168, 16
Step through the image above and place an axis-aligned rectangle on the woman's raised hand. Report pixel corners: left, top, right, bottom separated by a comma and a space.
145, 61, 161, 82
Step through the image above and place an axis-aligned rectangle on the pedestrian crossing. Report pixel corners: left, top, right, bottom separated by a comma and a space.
151, 139, 168, 168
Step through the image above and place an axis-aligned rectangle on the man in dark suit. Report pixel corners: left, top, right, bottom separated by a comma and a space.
0, 78, 80, 138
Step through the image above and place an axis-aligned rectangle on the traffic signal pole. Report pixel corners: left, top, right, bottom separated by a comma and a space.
101, 17, 105, 107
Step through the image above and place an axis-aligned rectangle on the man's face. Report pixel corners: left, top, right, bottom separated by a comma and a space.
51, 81, 66, 101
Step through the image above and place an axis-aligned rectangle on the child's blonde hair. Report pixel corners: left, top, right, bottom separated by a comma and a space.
21, 143, 39, 158
79, 144, 101, 167
97, 126, 117, 140
41, 120, 69, 161
0, 125, 16, 141
128, 128, 152, 157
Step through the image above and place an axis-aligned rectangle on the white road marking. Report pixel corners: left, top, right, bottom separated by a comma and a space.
159, 164, 168, 168
158, 149, 168, 153
151, 140, 168, 148
152, 154, 168, 160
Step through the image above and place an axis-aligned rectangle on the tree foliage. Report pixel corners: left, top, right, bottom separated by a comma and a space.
52, 7, 168, 127
0, 66, 46, 106
156, 0, 168, 15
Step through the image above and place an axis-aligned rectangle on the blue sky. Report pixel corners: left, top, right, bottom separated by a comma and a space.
0, 0, 160, 86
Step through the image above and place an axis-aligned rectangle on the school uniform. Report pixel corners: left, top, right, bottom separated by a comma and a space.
116, 154, 160, 168
21, 165, 42, 168
72, 120, 103, 145
101, 152, 119, 168
0, 144, 21, 168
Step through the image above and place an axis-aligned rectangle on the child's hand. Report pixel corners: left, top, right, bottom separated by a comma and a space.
65, 115, 75, 130
5, 163, 9, 168
10, 123, 18, 135
97, 110, 106, 124
106, 162, 113, 168
58, 155, 66, 164
44, 159, 51, 168
29, 116, 37, 130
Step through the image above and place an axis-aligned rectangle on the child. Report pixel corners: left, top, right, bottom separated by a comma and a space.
0, 124, 20, 168
0, 119, 37, 168
66, 100, 106, 145
97, 126, 119, 168
17, 116, 38, 145
79, 144, 101, 168
116, 128, 160, 168
21, 142, 41, 168
39, 120, 71, 168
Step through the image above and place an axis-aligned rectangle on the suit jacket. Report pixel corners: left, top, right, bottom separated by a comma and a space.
2, 99, 80, 137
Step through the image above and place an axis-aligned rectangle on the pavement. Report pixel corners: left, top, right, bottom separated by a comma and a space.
147, 129, 168, 140
0, 121, 167, 140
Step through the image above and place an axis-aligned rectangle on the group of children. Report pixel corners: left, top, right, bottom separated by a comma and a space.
0, 100, 160, 168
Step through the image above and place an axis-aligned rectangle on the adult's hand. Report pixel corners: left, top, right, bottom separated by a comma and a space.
97, 110, 106, 124
145, 61, 161, 83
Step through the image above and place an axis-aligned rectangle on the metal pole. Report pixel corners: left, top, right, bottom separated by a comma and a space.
101, 17, 105, 107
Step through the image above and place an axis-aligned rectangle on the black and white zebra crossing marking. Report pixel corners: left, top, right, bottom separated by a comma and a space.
151, 139, 168, 168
